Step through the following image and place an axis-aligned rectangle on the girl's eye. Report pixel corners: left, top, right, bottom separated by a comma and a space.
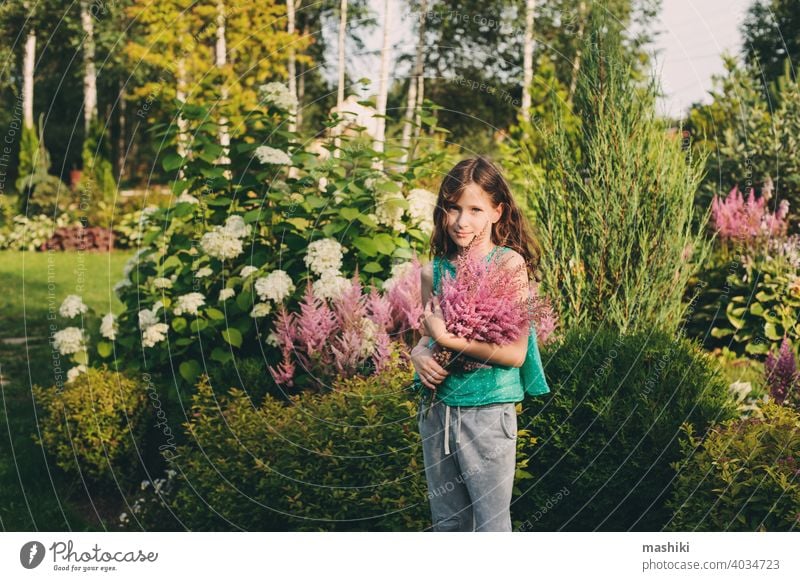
472, 208, 482, 213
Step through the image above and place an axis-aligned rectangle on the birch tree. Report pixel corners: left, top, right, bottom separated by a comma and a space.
372, 0, 391, 169
80, 0, 98, 132
521, 0, 535, 120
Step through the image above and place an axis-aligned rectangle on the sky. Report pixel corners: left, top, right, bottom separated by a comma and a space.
336, 0, 752, 119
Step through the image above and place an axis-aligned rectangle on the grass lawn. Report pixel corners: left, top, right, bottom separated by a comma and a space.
0, 249, 133, 531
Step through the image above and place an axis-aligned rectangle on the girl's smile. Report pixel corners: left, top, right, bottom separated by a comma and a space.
445, 183, 503, 252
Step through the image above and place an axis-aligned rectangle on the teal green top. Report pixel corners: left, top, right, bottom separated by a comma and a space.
412, 245, 551, 406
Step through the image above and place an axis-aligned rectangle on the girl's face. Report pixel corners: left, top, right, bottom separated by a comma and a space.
444, 183, 503, 249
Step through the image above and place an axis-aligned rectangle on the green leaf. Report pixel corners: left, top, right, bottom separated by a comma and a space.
198, 143, 223, 163
162, 153, 183, 172
710, 327, 734, 338
221, 327, 243, 348
73, 350, 89, 365
374, 180, 402, 193
190, 318, 208, 332
749, 302, 765, 316
373, 233, 396, 255
97, 341, 112, 358
339, 207, 360, 221
236, 290, 253, 311
211, 347, 233, 364
244, 208, 265, 223
745, 341, 770, 355
362, 261, 383, 273
206, 308, 225, 321
206, 196, 233, 207
179, 360, 201, 383
356, 213, 378, 228
353, 236, 378, 257
171, 317, 188, 333
764, 322, 783, 341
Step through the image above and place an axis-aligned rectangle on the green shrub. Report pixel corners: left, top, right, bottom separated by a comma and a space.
170, 353, 428, 531
511, 326, 739, 531
665, 402, 800, 531
533, 13, 710, 336
32, 367, 150, 491
206, 356, 279, 404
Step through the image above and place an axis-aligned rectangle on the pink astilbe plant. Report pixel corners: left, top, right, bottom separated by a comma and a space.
528, 290, 559, 347
764, 337, 800, 409
268, 272, 395, 390
710, 186, 789, 243
385, 256, 424, 334
433, 242, 534, 374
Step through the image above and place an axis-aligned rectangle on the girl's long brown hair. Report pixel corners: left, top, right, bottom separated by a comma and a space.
429, 156, 542, 282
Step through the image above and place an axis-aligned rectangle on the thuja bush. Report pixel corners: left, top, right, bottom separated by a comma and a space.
169, 353, 429, 531
665, 402, 800, 531
533, 13, 711, 336
511, 326, 738, 531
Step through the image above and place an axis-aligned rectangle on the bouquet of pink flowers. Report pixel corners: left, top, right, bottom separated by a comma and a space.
432, 240, 535, 374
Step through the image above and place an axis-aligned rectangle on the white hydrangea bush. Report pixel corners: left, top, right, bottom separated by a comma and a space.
55, 82, 443, 387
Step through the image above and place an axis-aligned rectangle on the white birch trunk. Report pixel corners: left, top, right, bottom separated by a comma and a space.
400, 0, 426, 167
372, 0, 391, 169
333, 0, 347, 158
216, 0, 231, 166
521, 0, 535, 120
22, 31, 35, 129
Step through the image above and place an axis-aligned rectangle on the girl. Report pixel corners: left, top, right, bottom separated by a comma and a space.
410, 156, 548, 532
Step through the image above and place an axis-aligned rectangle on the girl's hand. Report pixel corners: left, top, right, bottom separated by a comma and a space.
423, 295, 448, 343
411, 341, 449, 390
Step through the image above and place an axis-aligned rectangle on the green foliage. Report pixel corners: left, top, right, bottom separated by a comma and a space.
688, 244, 800, 357
665, 402, 800, 531
15, 120, 68, 216
533, 13, 711, 335
741, 0, 800, 92
0, 213, 74, 251
512, 326, 738, 531
500, 57, 580, 216
169, 354, 429, 531
32, 367, 150, 491
101, 89, 442, 389
79, 119, 117, 213
689, 57, 800, 227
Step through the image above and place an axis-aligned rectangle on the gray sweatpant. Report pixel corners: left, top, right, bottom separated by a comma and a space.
417, 398, 518, 532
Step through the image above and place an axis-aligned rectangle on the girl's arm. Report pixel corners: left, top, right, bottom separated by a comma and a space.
440, 329, 528, 368
426, 250, 530, 368
412, 261, 449, 389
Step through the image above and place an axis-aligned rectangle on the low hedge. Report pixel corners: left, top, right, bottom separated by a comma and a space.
512, 326, 739, 531
169, 353, 429, 531
665, 401, 800, 531
32, 367, 150, 492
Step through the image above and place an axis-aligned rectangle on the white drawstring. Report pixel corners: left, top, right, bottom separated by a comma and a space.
444, 404, 450, 455
443, 403, 462, 455
457, 407, 462, 445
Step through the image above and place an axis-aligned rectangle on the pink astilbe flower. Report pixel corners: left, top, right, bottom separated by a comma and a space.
330, 327, 366, 376
765, 337, 800, 407
435, 242, 534, 373
371, 332, 393, 374
385, 256, 424, 333
366, 286, 394, 373
269, 270, 400, 390
268, 306, 298, 387
528, 290, 559, 347
332, 267, 367, 330
710, 186, 789, 243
